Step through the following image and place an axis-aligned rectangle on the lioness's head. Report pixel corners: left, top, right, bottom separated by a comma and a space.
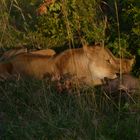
83, 44, 118, 80
116, 57, 135, 73
103, 47, 135, 73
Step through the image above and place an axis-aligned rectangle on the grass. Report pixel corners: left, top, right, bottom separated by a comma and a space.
0, 78, 140, 140
0, 1, 140, 139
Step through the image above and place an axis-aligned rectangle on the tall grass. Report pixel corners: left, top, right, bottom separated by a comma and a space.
0, 0, 24, 49
0, 0, 140, 140
0, 78, 140, 139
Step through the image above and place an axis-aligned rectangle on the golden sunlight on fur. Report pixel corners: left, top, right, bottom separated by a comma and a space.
103, 47, 135, 73
0, 45, 135, 87
30, 49, 56, 56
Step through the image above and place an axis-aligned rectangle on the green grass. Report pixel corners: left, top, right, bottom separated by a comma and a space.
0, 78, 140, 140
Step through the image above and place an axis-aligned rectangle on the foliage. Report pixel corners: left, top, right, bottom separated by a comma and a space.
118, 0, 140, 57
36, 0, 105, 47
0, 0, 140, 57
104, 0, 140, 57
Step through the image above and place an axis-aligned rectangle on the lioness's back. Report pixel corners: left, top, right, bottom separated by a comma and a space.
10, 53, 55, 79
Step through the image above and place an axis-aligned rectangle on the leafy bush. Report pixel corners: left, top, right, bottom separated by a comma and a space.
36, 0, 106, 47
104, 0, 140, 56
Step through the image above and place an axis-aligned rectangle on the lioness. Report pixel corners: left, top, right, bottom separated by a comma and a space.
1, 48, 56, 61
52, 45, 120, 85
52, 45, 134, 86
8, 53, 58, 80
0, 45, 134, 86
114, 58, 134, 73
0, 45, 116, 84
0, 49, 56, 80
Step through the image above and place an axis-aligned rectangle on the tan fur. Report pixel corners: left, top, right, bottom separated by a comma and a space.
9, 53, 58, 80
114, 58, 134, 73
30, 49, 56, 56
52, 45, 134, 86
0, 49, 56, 80
1, 48, 56, 61
0, 45, 134, 86
52, 45, 120, 85
104, 47, 135, 73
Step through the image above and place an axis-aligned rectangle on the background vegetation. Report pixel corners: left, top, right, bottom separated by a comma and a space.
0, 0, 140, 139
0, 0, 140, 73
